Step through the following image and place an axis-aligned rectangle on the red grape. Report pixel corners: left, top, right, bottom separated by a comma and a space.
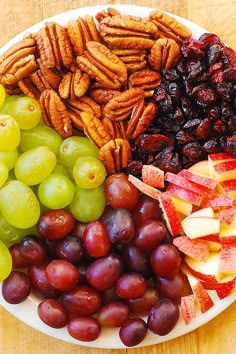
46, 259, 80, 291
2, 271, 31, 304
67, 316, 101, 342
133, 219, 167, 250
150, 244, 181, 278
122, 244, 151, 278
55, 235, 85, 263
9, 244, 29, 269
147, 299, 179, 336
127, 287, 159, 315
19, 235, 47, 264
119, 317, 148, 347
38, 209, 75, 240
86, 253, 123, 290
38, 298, 68, 328
83, 221, 110, 258
61, 285, 101, 316
104, 173, 139, 210
115, 272, 147, 299
105, 208, 135, 244
97, 301, 130, 327
132, 194, 162, 226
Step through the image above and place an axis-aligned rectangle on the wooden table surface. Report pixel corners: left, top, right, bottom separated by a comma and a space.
0, 1, 235, 353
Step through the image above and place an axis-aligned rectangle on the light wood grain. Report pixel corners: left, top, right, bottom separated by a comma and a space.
0, 1, 235, 353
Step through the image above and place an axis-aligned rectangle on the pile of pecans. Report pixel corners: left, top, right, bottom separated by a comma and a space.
0, 7, 192, 174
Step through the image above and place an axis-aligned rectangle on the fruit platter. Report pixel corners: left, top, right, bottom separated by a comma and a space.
0, 4, 235, 349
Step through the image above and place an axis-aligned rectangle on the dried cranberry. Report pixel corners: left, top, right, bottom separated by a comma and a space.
136, 134, 173, 153
195, 118, 212, 139
228, 116, 236, 133
175, 130, 193, 144
182, 142, 204, 162
203, 139, 219, 153
187, 59, 204, 79
207, 44, 222, 65
213, 120, 227, 134
181, 38, 206, 58
195, 87, 219, 106
126, 160, 143, 175
199, 33, 225, 48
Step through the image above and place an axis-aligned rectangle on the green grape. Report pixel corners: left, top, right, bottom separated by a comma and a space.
0, 161, 8, 187
8, 95, 41, 129
0, 84, 6, 110
53, 163, 71, 178
19, 124, 62, 155
0, 114, 20, 151
69, 184, 106, 223
0, 212, 39, 248
0, 239, 12, 281
58, 136, 99, 168
0, 149, 19, 170
0, 180, 40, 229
14, 146, 57, 186
73, 156, 107, 189
38, 173, 75, 209
0, 94, 21, 114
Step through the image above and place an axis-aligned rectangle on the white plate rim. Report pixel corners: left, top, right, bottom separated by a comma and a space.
0, 4, 235, 349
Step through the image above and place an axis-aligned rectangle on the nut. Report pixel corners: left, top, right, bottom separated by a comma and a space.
0, 38, 37, 86
39, 89, 72, 138
150, 10, 192, 43
99, 15, 157, 49
99, 138, 132, 174
77, 41, 127, 89
80, 111, 111, 148
102, 118, 127, 139
58, 69, 90, 100
89, 87, 121, 105
111, 48, 147, 73
128, 68, 162, 96
66, 96, 102, 119
102, 87, 145, 121
95, 7, 121, 23
37, 22, 73, 70
18, 77, 41, 99
126, 100, 156, 139
66, 15, 101, 56
148, 38, 180, 71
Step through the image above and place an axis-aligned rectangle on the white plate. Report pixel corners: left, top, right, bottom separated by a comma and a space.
0, 4, 235, 349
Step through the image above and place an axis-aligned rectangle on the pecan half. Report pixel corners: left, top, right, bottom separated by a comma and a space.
77, 41, 127, 89
148, 38, 180, 71
39, 89, 72, 138
80, 112, 111, 149
149, 10, 192, 43
126, 100, 156, 139
112, 48, 147, 73
89, 87, 120, 105
18, 77, 41, 99
128, 68, 162, 95
99, 15, 157, 49
66, 96, 102, 119
67, 15, 101, 56
102, 118, 127, 139
99, 138, 132, 174
0, 38, 36, 86
58, 69, 90, 100
37, 22, 73, 70
102, 87, 145, 121
95, 7, 121, 23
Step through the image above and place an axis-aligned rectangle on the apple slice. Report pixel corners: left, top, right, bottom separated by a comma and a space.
179, 169, 216, 190
211, 160, 236, 182
218, 201, 236, 225
217, 243, 236, 280
171, 195, 193, 216
142, 165, 164, 189
167, 183, 203, 206
200, 235, 222, 252
128, 174, 161, 199
180, 294, 196, 325
217, 179, 236, 199
181, 216, 220, 239
186, 206, 215, 218
165, 172, 212, 195
173, 235, 209, 261
158, 192, 183, 236
220, 218, 236, 237
208, 153, 236, 177
200, 278, 235, 299
201, 192, 233, 208
184, 252, 220, 282
187, 160, 210, 176
187, 273, 214, 313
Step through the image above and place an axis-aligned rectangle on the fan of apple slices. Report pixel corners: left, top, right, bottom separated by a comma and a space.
128, 152, 236, 325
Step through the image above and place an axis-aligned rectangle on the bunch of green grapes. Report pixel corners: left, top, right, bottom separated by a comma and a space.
0, 84, 108, 279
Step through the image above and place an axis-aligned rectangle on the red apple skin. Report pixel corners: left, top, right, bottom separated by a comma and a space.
165, 172, 210, 195
192, 281, 214, 313
142, 165, 164, 189
173, 236, 209, 261
181, 294, 196, 325
184, 254, 219, 282
179, 169, 216, 189
158, 193, 182, 236
128, 174, 161, 199
208, 152, 236, 163
167, 183, 203, 206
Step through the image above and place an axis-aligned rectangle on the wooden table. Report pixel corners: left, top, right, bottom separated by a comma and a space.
0, 1, 235, 353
